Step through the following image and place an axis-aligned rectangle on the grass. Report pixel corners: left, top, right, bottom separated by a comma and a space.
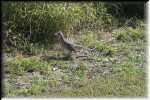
112, 26, 145, 42
3, 26, 146, 97
60, 73, 146, 97
5, 56, 50, 75
80, 32, 117, 56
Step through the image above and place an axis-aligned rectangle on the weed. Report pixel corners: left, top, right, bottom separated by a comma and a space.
4, 56, 50, 75
81, 33, 117, 56
112, 27, 145, 42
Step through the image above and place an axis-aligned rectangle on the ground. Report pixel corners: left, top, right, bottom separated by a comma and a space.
3, 27, 146, 97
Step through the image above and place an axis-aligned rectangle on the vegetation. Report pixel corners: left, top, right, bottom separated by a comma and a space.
2, 1, 146, 97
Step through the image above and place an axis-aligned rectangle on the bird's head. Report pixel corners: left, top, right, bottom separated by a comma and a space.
54, 31, 64, 39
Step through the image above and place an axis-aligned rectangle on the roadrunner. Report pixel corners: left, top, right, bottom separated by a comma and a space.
54, 31, 76, 57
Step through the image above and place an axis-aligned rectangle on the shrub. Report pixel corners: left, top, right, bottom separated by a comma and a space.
112, 27, 145, 42
5, 56, 50, 75
81, 32, 117, 56
2, 2, 97, 54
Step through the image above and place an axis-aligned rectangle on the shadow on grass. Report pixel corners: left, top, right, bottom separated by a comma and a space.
41, 55, 72, 61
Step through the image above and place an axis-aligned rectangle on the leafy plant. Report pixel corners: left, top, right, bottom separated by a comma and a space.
81, 32, 117, 56
112, 27, 145, 42
5, 56, 50, 75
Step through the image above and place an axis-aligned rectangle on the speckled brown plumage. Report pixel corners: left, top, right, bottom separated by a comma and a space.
54, 31, 76, 52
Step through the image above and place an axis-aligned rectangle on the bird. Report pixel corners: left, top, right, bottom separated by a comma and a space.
54, 31, 91, 59
54, 31, 76, 57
